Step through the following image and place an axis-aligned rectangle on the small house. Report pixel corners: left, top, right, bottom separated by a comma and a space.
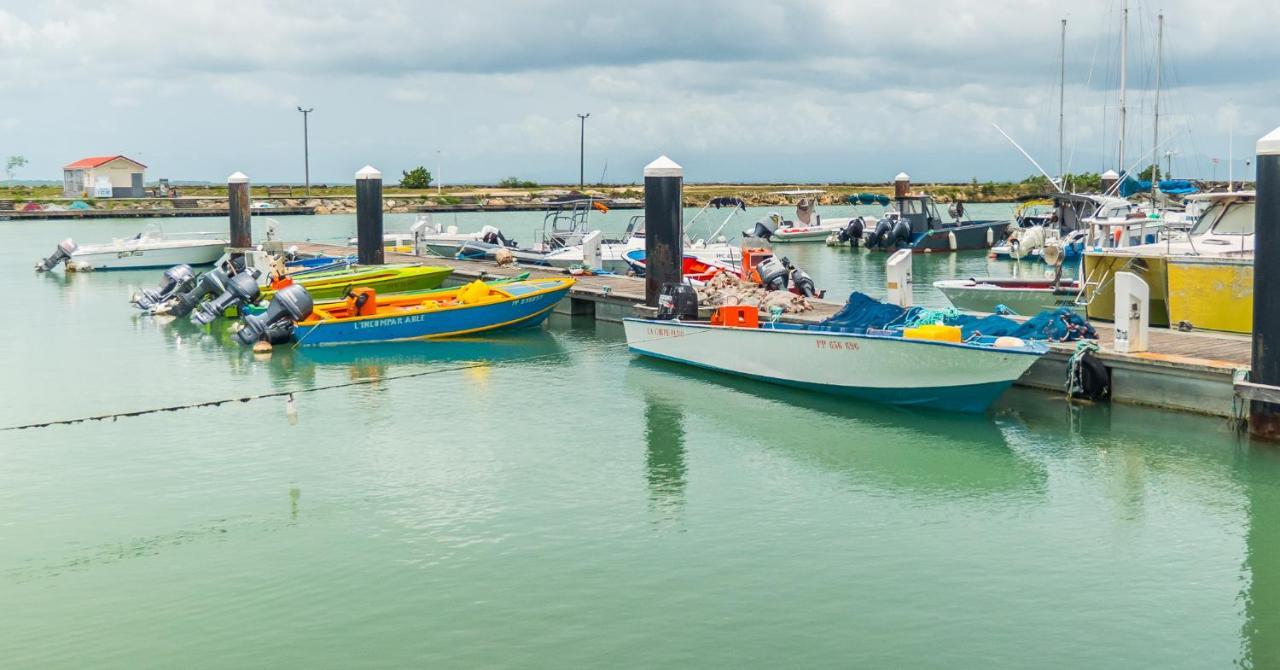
62, 155, 147, 198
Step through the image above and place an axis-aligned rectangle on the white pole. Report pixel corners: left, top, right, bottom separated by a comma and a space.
1059, 18, 1067, 184
1152, 13, 1162, 197
1229, 122, 1235, 192
436, 150, 442, 194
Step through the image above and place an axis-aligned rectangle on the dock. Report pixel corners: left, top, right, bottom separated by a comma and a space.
1, 205, 316, 220
292, 241, 1249, 420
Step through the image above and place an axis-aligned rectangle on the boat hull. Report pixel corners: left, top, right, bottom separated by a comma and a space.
623, 318, 1042, 413
1081, 253, 1171, 326
292, 278, 572, 346
772, 224, 845, 243
67, 241, 226, 270
264, 266, 452, 301
1166, 256, 1253, 333
909, 220, 1009, 252
935, 279, 1082, 315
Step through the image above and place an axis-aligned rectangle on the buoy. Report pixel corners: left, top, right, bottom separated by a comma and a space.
986, 227, 994, 246
252, 339, 273, 354
948, 231, 958, 250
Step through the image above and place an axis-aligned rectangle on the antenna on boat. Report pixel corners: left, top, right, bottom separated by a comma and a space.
1118, 0, 1128, 173
1151, 12, 1163, 200
991, 123, 1065, 194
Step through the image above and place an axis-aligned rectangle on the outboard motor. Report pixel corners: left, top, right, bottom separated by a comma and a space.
191, 270, 261, 325
782, 258, 821, 298
655, 282, 698, 320
755, 255, 789, 291
158, 267, 231, 317
891, 218, 912, 248
869, 219, 893, 249
836, 218, 865, 248
745, 220, 774, 240
234, 284, 314, 346
36, 239, 78, 272
131, 264, 196, 310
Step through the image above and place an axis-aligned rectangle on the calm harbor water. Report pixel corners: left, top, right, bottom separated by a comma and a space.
2, 208, 1278, 668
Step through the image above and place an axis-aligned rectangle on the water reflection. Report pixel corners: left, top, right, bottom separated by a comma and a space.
1239, 444, 1280, 668
624, 358, 1045, 500
643, 394, 687, 520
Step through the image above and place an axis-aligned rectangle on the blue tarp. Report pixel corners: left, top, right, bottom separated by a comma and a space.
1158, 179, 1199, 196
848, 193, 891, 206
814, 291, 1097, 342
1118, 175, 1152, 198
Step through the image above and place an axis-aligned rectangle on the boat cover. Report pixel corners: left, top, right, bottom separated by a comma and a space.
1157, 179, 1199, 196
814, 291, 1097, 342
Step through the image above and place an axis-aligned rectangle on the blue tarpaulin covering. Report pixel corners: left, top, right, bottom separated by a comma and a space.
1157, 179, 1199, 196
814, 291, 1097, 342
1118, 174, 1152, 197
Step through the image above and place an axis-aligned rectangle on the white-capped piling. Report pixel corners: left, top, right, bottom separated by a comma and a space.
1250, 126, 1280, 439
644, 156, 683, 306
228, 172, 252, 253
356, 165, 384, 266
894, 172, 911, 199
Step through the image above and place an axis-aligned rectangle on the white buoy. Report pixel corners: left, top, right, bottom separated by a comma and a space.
948, 231, 958, 250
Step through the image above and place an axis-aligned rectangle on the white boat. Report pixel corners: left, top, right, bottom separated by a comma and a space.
764, 191, 856, 243
935, 277, 1083, 315
36, 227, 227, 272
623, 317, 1045, 413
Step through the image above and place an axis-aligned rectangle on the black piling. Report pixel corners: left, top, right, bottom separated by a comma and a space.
643, 156, 683, 307
227, 172, 252, 256
356, 165, 384, 266
1250, 128, 1280, 440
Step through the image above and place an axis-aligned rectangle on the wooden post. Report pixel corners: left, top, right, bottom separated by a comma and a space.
227, 171, 251, 255
355, 165, 384, 266
1250, 127, 1280, 439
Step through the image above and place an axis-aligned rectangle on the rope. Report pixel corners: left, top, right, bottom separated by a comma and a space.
0, 326, 714, 433
1066, 339, 1100, 396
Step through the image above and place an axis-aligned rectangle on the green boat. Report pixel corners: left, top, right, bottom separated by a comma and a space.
262, 264, 452, 301
244, 273, 530, 316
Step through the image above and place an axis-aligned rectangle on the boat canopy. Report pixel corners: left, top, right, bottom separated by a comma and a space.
848, 193, 891, 206
1157, 179, 1199, 196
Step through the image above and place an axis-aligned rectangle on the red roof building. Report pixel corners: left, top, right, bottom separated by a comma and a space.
62, 155, 147, 198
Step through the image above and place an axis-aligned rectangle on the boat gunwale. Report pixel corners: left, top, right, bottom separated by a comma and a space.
303, 278, 573, 326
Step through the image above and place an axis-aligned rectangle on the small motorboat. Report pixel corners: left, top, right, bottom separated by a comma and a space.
621, 248, 735, 283
760, 191, 857, 243
236, 277, 574, 347
623, 301, 1049, 414
259, 265, 453, 301
36, 226, 227, 272
934, 277, 1083, 315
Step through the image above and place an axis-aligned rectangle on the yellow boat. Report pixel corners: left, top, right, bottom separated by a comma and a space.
1080, 192, 1254, 333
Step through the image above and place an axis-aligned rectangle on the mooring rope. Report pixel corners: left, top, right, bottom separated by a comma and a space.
0, 327, 718, 433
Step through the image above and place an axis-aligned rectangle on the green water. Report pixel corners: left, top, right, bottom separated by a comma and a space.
2, 211, 1279, 668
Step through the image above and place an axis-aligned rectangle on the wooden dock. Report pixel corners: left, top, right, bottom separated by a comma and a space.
293, 241, 1250, 419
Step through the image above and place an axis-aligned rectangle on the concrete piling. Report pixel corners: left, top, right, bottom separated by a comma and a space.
643, 156, 683, 307
1250, 126, 1280, 439
355, 165, 384, 266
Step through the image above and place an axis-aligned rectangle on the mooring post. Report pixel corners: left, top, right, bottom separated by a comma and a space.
355, 165, 384, 266
227, 171, 251, 259
644, 156, 683, 307
1250, 126, 1280, 439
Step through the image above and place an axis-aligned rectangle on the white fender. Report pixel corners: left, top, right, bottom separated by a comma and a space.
985, 226, 994, 246
948, 231, 957, 250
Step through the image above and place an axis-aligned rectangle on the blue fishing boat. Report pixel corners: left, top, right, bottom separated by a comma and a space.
237, 277, 574, 347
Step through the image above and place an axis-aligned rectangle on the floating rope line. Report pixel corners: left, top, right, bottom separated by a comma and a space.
0, 327, 714, 433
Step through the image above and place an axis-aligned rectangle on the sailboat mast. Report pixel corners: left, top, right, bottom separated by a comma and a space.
1059, 18, 1067, 185
1152, 12, 1163, 196
1118, 2, 1128, 172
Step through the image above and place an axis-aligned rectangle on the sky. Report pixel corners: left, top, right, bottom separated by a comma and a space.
0, 0, 1275, 185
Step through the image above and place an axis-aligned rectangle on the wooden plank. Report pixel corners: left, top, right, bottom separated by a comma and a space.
1235, 380, 1280, 403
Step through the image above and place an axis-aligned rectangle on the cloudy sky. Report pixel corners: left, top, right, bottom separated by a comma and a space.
0, 0, 1273, 185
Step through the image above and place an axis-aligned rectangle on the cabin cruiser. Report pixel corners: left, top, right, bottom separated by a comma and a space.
1080, 191, 1255, 333
852, 193, 1008, 252
36, 225, 227, 272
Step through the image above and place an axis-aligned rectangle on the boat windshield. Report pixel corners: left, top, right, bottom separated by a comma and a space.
1190, 201, 1254, 236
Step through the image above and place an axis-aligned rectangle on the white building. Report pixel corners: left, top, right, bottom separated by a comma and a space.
62, 155, 147, 198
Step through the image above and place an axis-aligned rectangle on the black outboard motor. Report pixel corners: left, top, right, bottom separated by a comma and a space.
869, 219, 892, 249
744, 220, 774, 240
191, 270, 261, 325
836, 218, 865, 248
131, 264, 195, 310
36, 239, 78, 272
782, 258, 821, 298
655, 282, 698, 320
234, 284, 314, 346
891, 219, 912, 248
159, 268, 231, 317
755, 255, 789, 291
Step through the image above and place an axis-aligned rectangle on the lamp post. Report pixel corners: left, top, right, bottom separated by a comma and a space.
297, 107, 314, 195
436, 150, 442, 194
577, 113, 590, 187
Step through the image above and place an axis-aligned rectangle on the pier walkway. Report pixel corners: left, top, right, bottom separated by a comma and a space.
292, 242, 1249, 419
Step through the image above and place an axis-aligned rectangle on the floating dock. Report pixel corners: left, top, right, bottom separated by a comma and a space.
291, 242, 1249, 420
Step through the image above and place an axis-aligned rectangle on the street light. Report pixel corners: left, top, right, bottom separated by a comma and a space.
436, 150, 442, 194
297, 106, 314, 195
577, 113, 590, 187
1163, 150, 1177, 180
